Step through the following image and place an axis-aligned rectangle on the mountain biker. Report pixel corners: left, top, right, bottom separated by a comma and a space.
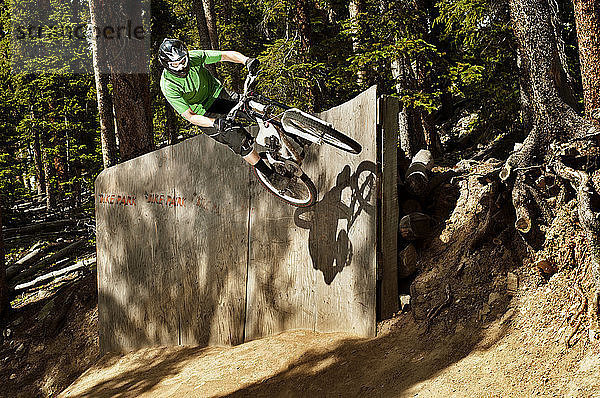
158, 38, 283, 184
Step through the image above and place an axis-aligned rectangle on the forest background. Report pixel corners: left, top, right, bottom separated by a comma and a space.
0, 0, 598, 320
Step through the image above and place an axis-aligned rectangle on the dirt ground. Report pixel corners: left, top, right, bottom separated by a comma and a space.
58, 277, 600, 398
0, 273, 99, 398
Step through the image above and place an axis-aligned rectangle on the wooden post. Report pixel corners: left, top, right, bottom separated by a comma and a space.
379, 95, 400, 319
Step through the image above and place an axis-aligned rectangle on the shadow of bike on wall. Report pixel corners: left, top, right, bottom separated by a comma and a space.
294, 161, 377, 284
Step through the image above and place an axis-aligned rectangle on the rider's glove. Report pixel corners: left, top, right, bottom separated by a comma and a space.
213, 118, 230, 132
245, 57, 260, 75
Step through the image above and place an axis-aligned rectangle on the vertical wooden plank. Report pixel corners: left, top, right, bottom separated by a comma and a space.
96, 146, 180, 352
172, 136, 249, 347
245, 123, 317, 339
245, 86, 379, 339
312, 86, 378, 336
379, 96, 400, 319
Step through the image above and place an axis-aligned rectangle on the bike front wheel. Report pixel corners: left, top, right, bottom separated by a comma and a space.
253, 156, 317, 207
282, 110, 362, 154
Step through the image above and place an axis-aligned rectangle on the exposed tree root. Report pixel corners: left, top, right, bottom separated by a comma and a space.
566, 284, 587, 348
426, 284, 452, 332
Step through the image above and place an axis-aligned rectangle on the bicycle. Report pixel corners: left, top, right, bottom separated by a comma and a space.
226, 70, 362, 207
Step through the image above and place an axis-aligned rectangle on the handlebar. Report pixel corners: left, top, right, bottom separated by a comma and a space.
226, 71, 258, 122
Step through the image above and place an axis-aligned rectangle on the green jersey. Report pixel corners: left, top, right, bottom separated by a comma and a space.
160, 50, 223, 115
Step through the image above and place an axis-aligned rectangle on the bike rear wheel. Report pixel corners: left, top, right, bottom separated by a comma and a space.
253, 155, 317, 207
283, 111, 362, 154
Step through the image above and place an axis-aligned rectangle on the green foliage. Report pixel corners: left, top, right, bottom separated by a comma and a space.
0, 1, 101, 216
435, 0, 519, 137
0, 0, 589, 217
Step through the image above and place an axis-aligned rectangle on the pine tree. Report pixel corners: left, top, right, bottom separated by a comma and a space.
0, 199, 9, 320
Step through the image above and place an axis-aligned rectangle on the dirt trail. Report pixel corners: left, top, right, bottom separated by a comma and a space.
60, 301, 600, 398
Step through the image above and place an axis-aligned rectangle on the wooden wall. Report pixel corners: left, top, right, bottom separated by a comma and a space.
95, 86, 398, 353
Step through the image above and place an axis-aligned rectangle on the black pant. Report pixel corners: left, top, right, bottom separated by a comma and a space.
204, 90, 237, 118
203, 91, 253, 156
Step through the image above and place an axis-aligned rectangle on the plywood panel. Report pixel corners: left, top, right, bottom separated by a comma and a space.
97, 133, 249, 353
97, 147, 179, 352
245, 86, 379, 339
171, 137, 249, 347
97, 86, 394, 352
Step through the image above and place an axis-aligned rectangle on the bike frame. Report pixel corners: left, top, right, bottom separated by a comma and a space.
226, 73, 310, 165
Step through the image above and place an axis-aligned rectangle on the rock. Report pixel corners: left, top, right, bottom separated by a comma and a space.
3, 329, 12, 339
488, 292, 502, 305
479, 303, 491, 321
399, 295, 411, 312
398, 244, 418, 278
10, 373, 17, 380
507, 272, 518, 293
535, 259, 557, 275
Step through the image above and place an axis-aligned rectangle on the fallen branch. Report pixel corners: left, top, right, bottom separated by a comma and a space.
6, 247, 44, 280
2, 219, 82, 237
5, 230, 88, 245
9, 239, 88, 285
13, 257, 96, 292
513, 174, 532, 234
5, 241, 72, 279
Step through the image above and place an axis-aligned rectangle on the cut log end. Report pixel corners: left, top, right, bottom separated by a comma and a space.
515, 216, 532, 234
499, 164, 511, 181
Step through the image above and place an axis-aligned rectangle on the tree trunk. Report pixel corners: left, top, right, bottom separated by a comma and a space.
295, 0, 321, 111
93, 48, 118, 167
53, 139, 68, 199
392, 54, 427, 160
42, 148, 55, 210
202, 0, 219, 50
89, 0, 153, 162
506, 0, 600, 339
111, 73, 155, 162
573, 0, 600, 120
192, 0, 217, 75
349, 0, 365, 84
32, 126, 45, 196
165, 99, 178, 145
192, 0, 212, 50
506, 0, 593, 173
0, 200, 10, 320
89, 0, 119, 168
222, 0, 241, 93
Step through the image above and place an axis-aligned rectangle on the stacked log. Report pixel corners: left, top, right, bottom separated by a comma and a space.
399, 213, 432, 241
398, 150, 435, 282
405, 149, 434, 197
